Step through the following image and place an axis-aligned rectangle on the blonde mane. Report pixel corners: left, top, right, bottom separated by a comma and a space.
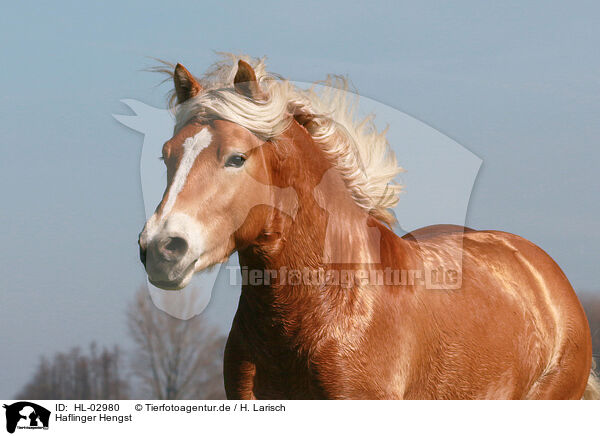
162, 53, 403, 224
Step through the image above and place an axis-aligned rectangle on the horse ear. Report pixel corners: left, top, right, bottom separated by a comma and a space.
173, 63, 202, 104
234, 60, 263, 99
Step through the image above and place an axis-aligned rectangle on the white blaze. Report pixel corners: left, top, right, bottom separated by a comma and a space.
161, 129, 212, 218
141, 129, 212, 243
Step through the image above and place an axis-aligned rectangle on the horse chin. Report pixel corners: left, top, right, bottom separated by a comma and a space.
148, 259, 198, 290
150, 247, 232, 290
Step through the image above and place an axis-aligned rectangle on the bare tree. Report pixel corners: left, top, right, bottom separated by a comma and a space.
127, 287, 227, 400
15, 343, 129, 400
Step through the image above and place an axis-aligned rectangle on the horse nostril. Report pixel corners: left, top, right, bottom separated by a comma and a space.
159, 236, 188, 259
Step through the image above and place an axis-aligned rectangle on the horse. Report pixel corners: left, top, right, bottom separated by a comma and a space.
137, 54, 599, 399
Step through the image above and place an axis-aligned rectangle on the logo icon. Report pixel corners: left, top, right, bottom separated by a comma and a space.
3, 402, 50, 434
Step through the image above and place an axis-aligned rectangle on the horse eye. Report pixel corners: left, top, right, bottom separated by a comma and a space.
225, 154, 246, 168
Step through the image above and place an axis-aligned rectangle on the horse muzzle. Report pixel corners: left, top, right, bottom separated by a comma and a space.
142, 236, 198, 290
138, 213, 205, 290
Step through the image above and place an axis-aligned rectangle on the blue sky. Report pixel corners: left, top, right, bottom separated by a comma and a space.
1, 1, 599, 397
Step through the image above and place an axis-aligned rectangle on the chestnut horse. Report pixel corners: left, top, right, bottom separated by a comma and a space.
138, 55, 598, 399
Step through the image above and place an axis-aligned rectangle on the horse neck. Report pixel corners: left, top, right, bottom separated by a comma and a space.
236, 131, 394, 344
